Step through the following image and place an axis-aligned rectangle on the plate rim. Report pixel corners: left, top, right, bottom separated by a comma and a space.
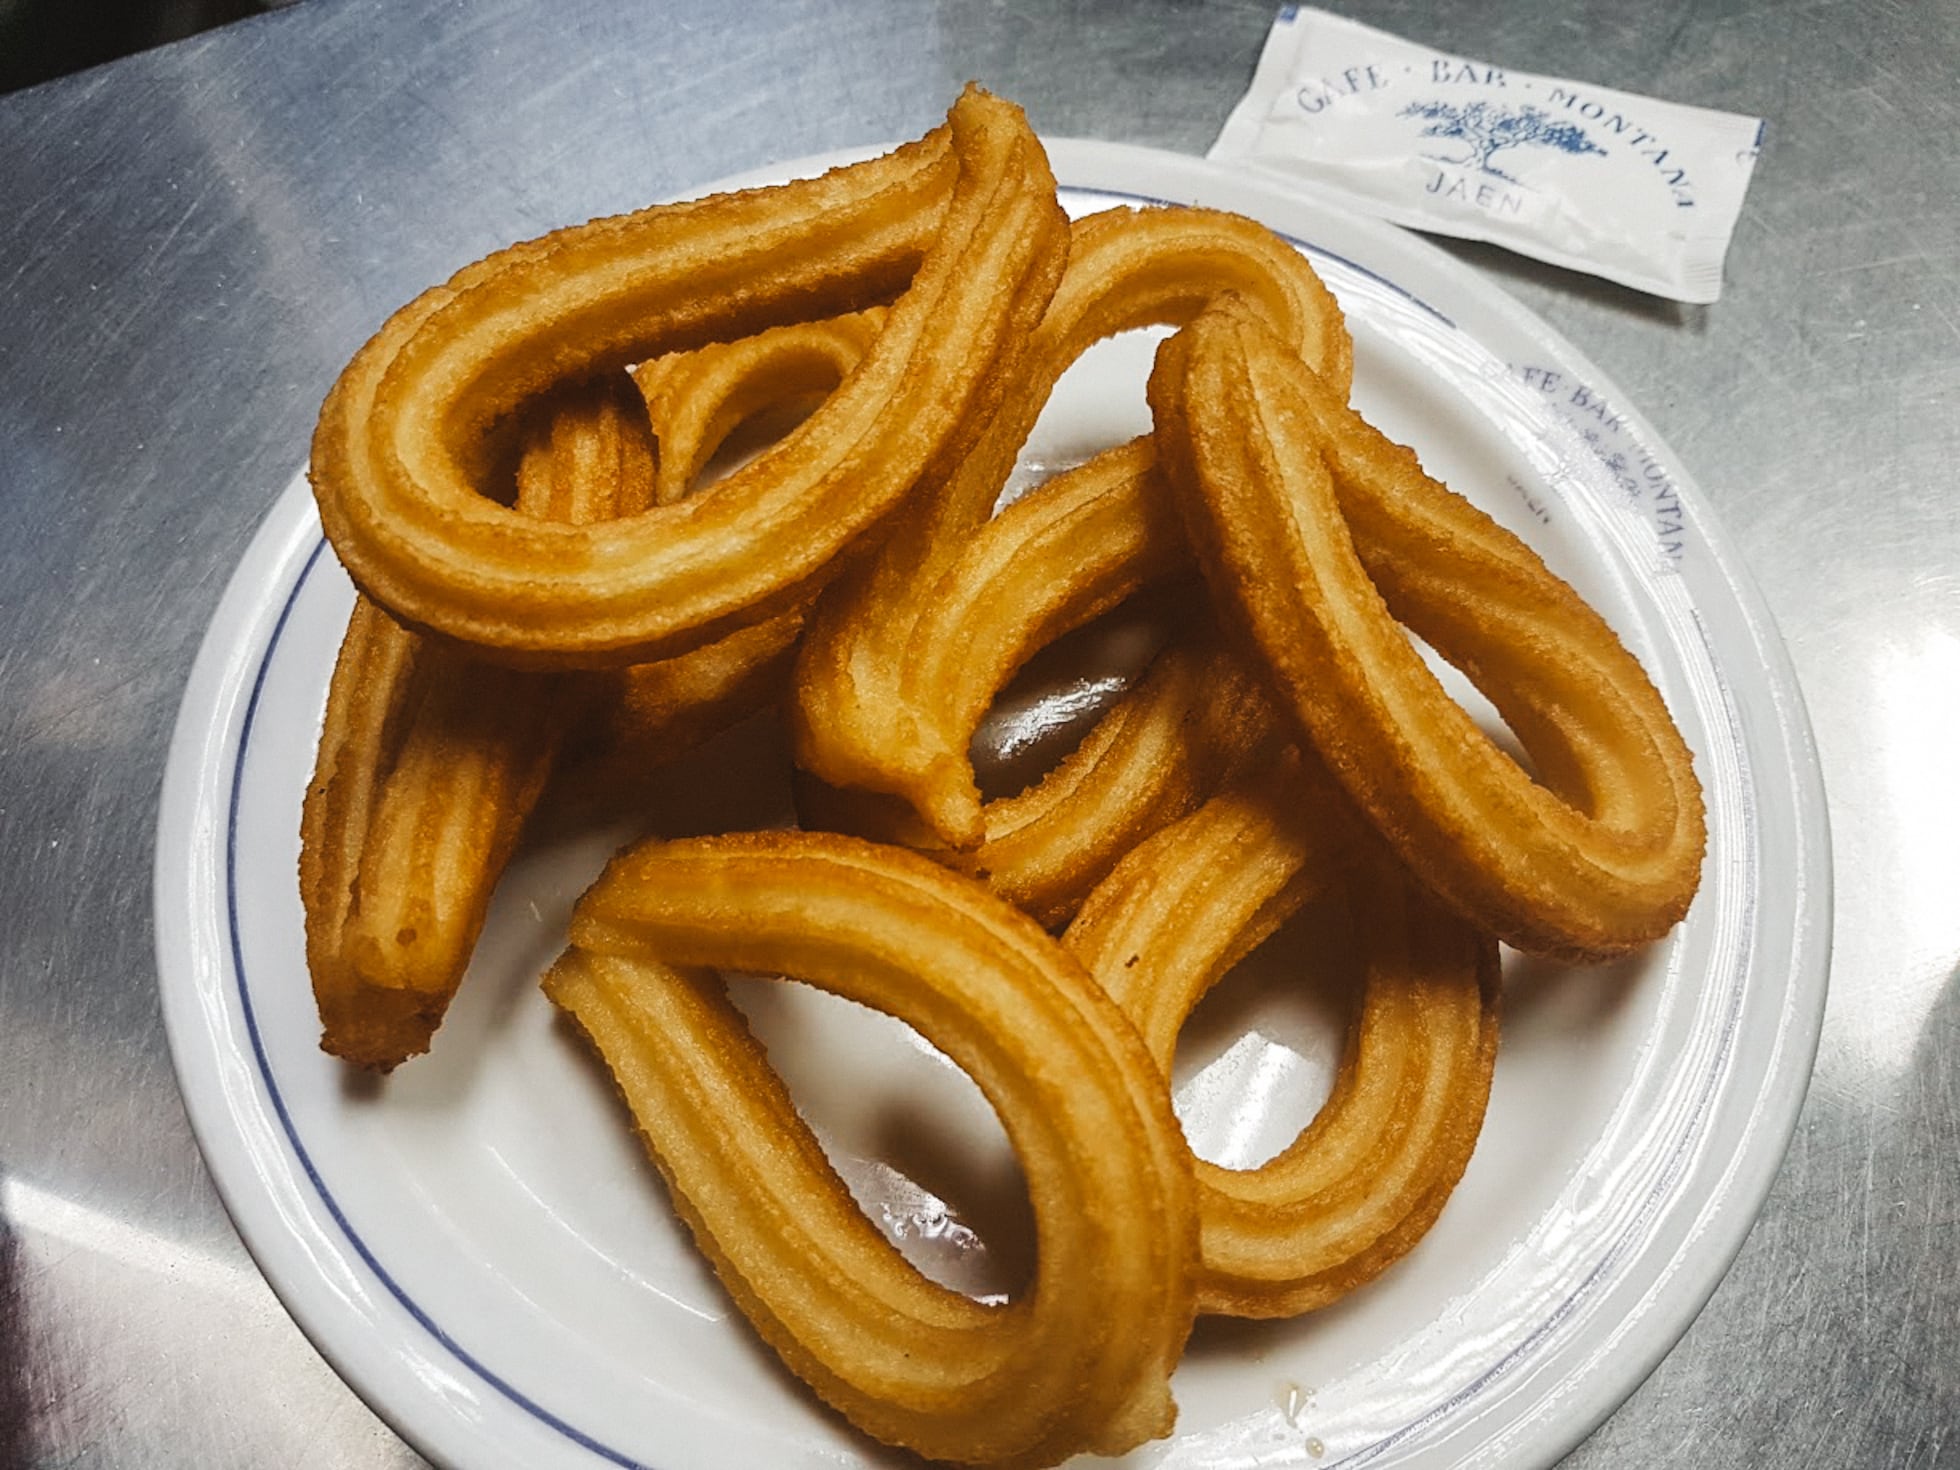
153, 136, 1832, 1470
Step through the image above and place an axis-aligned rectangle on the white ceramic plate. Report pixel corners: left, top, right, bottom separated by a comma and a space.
155, 141, 1830, 1470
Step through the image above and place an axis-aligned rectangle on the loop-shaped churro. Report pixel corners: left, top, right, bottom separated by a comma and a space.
543, 831, 1198, 1467
310, 308, 918, 1067
313, 87, 1068, 666
793, 205, 1352, 846
1148, 297, 1704, 959
1064, 754, 1499, 1317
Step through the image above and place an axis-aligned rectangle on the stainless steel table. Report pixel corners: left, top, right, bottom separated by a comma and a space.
2, 1, 1953, 1465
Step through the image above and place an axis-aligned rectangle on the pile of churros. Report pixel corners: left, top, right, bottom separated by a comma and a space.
300, 86, 1704, 1467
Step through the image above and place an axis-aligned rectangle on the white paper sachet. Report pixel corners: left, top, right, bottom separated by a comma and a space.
1210, 6, 1763, 302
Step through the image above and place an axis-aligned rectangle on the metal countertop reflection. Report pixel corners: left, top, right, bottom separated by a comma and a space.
2, 1, 1954, 1466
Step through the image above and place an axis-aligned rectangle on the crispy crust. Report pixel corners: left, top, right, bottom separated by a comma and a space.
311, 88, 1069, 666
301, 378, 652, 1068
1147, 297, 1705, 959
543, 830, 1198, 1466
795, 627, 1278, 927
792, 205, 1352, 844
1065, 752, 1498, 1316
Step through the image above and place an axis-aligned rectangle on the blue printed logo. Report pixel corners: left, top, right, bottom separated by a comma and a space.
1400, 100, 1606, 183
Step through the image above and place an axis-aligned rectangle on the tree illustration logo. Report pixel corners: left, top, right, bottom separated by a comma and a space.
1400, 100, 1607, 184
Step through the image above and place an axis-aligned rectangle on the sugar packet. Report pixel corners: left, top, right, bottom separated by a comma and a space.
1210, 6, 1764, 302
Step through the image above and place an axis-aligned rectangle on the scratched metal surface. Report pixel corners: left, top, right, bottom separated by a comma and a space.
0, 0, 1953, 1465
